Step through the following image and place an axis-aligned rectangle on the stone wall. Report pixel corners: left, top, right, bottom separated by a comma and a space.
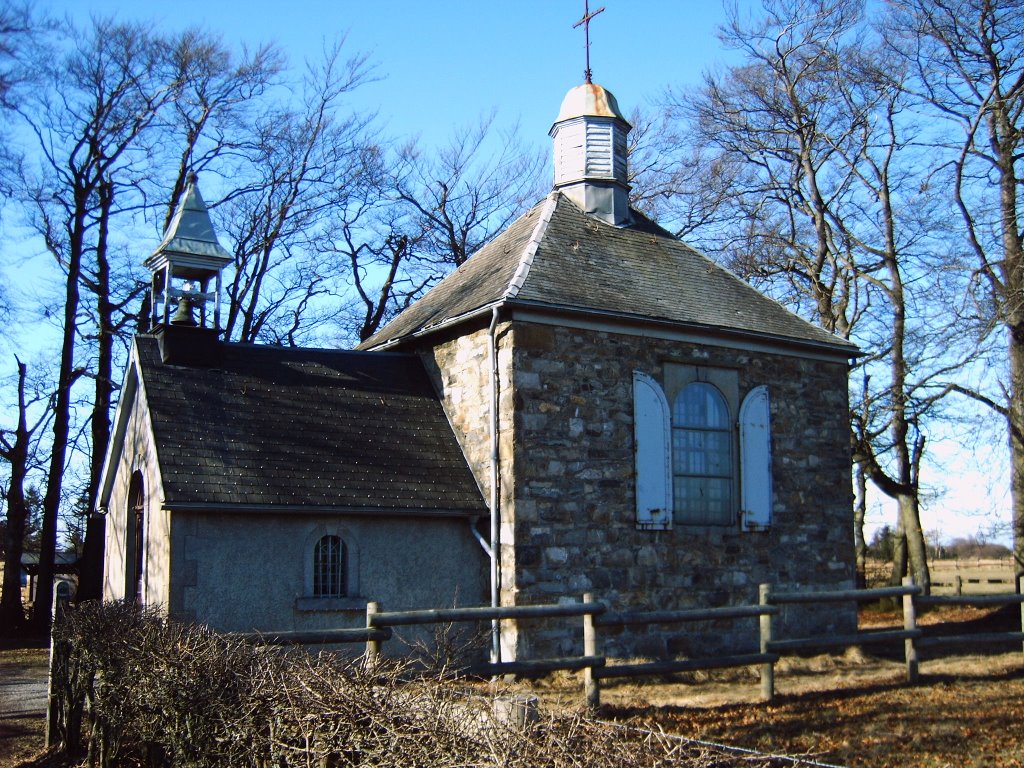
420, 323, 511, 502
503, 320, 855, 659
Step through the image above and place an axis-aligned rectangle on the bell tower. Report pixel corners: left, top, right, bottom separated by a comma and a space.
549, 82, 632, 226
549, 1, 631, 226
144, 175, 232, 365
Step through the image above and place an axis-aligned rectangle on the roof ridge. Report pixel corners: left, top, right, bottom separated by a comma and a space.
505, 191, 559, 299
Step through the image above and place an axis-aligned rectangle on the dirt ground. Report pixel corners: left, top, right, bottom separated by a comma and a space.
591, 605, 1024, 767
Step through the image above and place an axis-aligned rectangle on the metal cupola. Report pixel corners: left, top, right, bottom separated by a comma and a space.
549, 82, 632, 226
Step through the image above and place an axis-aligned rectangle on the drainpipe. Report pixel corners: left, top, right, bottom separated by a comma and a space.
487, 306, 501, 663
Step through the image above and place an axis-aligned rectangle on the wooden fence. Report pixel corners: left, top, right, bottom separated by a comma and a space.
242, 578, 1024, 709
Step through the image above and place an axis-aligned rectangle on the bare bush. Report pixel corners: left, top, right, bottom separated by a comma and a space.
49, 602, 796, 767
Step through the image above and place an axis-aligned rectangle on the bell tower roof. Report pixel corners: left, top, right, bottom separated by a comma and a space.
146, 175, 232, 272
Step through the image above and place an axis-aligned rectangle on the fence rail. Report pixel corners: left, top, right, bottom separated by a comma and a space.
231, 577, 1024, 710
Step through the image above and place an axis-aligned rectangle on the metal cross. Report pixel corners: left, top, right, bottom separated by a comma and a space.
573, 0, 605, 84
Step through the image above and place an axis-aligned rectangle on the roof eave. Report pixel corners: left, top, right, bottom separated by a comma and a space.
95, 345, 141, 511
364, 297, 859, 359
359, 300, 506, 351
504, 299, 860, 359
161, 502, 487, 519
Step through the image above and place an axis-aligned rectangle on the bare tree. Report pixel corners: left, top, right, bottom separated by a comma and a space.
0, 359, 50, 632
159, 31, 284, 229
664, 0, 864, 337
14, 18, 180, 625
884, 0, 1024, 575
832, 46, 975, 592
325, 196, 433, 344
392, 116, 546, 268
0, 1, 35, 110
219, 43, 376, 345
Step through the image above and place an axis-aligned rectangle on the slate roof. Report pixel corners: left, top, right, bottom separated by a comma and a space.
360, 193, 857, 355
133, 336, 485, 516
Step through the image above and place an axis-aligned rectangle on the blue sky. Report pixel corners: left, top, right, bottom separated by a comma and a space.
29, 0, 1013, 545
50, 0, 748, 150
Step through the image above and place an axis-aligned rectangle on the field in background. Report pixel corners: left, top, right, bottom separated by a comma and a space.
866, 557, 1015, 594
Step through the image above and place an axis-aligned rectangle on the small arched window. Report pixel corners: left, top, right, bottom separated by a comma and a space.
313, 535, 347, 598
672, 382, 733, 525
125, 471, 146, 603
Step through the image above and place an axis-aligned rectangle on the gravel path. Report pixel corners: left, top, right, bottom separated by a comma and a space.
0, 657, 49, 720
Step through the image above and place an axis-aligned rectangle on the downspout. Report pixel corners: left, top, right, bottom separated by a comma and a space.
487, 305, 501, 663
469, 518, 492, 559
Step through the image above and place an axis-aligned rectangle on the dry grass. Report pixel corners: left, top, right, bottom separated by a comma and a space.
590, 603, 1024, 767
604, 650, 1024, 767
6, 596, 1023, 767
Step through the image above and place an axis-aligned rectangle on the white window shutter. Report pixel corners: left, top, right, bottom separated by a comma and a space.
740, 385, 772, 530
633, 371, 672, 530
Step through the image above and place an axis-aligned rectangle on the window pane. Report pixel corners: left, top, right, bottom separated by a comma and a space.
673, 382, 729, 428
673, 382, 733, 525
674, 477, 733, 525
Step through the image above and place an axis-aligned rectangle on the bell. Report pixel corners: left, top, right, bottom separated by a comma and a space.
170, 295, 198, 327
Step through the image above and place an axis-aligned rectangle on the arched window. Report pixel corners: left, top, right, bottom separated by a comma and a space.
125, 471, 145, 603
313, 535, 347, 598
672, 383, 733, 525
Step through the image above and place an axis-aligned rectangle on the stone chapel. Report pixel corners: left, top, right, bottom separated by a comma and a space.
98, 79, 858, 661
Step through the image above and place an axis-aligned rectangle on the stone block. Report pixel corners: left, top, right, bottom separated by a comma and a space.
544, 546, 569, 565
636, 545, 659, 567
514, 324, 555, 351
517, 371, 542, 390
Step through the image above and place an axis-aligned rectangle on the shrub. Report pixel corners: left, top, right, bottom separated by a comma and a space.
49, 601, 786, 767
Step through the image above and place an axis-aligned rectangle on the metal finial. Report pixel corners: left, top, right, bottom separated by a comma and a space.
573, 1, 605, 84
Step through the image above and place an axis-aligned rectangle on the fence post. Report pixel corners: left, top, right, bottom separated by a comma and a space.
365, 601, 381, 669
1018, 574, 1024, 657
759, 583, 774, 703
954, 574, 962, 596
45, 589, 70, 749
902, 576, 918, 683
582, 592, 600, 711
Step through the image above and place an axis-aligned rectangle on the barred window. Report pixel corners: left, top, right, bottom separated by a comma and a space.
313, 535, 347, 598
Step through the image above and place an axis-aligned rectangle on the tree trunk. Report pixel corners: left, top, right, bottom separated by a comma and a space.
854, 466, 867, 589
34, 203, 85, 633
1011, 332, 1024, 579
889, 516, 908, 588
899, 493, 930, 593
78, 181, 114, 603
0, 362, 30, 633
